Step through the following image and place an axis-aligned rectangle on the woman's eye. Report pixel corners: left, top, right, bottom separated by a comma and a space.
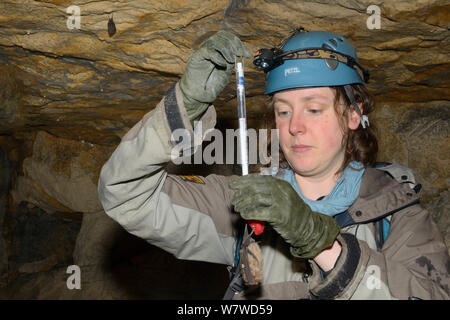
277, 110, 290, 117
308, 109, 322, 114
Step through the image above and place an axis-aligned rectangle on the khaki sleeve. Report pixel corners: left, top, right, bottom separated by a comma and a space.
98, 83, 238, 266
308, 204, 450, 300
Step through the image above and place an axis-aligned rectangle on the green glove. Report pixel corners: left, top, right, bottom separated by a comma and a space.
180, 31, 250, 125
229, 174, 340, 259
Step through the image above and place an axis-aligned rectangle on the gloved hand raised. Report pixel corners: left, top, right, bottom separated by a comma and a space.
229, 174, 340, 259
180, 31, 250, 123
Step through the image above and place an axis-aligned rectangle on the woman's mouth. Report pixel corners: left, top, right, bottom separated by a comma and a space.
291, 144, 312, 153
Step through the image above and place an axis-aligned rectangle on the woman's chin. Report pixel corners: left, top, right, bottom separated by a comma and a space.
286, 157, 318, 175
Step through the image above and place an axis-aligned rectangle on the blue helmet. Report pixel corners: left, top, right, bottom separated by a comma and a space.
255, 31, 369, 95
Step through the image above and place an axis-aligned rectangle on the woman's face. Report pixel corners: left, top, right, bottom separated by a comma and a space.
274, 87, 354, 178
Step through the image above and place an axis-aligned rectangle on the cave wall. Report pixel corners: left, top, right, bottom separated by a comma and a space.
0, 0, 448, 299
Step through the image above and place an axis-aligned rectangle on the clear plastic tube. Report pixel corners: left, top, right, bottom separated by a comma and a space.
235, 57, 265, 236
235, 58, 248, 176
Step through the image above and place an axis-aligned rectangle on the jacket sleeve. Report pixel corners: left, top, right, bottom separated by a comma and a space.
97, 82, 238, 266
308, 204, 450, 300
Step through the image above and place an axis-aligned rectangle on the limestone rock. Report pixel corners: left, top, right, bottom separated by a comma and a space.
18, 255, 59, 274
73, 211, 125, 268
374, 102, 449, 202
3, 202, 81, 285
0, 149, 14, 284
0, 265, 74, 299
11, 131, 114, 213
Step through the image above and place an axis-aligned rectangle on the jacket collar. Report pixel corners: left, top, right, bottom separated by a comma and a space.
345, 168, 420, 224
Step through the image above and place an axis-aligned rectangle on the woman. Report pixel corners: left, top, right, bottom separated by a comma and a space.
98, 30, 449, 299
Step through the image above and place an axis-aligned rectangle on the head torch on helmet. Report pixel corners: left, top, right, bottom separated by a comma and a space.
253, 48, 282, 71
253, 46, 370, 83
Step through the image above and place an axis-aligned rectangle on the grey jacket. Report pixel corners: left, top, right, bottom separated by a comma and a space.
98, 83, 450, 299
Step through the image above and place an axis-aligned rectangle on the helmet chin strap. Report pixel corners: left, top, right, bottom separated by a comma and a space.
343, 85, 370, 129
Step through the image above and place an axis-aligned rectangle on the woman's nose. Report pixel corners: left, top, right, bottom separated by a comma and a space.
289, 112, 306, 136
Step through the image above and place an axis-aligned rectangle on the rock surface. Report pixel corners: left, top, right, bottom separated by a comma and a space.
10, 131, 113, 214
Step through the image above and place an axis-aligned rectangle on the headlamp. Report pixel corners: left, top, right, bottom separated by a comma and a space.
253, 47, 370, 83
253, 48, 283, 72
